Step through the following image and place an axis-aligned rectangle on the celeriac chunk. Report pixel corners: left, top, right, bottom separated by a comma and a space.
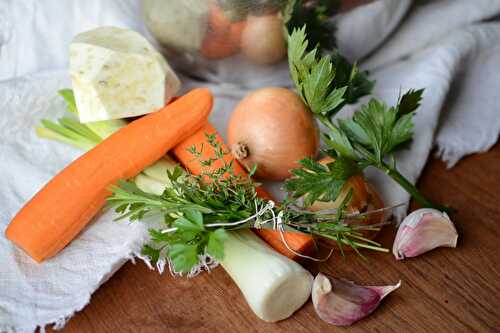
70, 26, 180, 123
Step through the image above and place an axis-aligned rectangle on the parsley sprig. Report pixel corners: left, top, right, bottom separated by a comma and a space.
285, 26, 446, 211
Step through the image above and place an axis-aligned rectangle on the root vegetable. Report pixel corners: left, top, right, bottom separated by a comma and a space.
70, 27, 180, 123
228, 87, 319, 181
241, 14, 287, 65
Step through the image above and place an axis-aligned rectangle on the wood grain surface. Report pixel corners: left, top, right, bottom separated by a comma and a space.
49, 143, 500, 333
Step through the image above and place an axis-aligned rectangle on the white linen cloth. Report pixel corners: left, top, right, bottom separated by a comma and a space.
1, 0, 499, 331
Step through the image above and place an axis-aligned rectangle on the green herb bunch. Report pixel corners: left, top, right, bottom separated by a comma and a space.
107, 134, 388, 274
285, 26, 446, 211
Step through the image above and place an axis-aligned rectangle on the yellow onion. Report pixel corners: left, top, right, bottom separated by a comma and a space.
240, 14, 287, 65
228, 87, 319, 180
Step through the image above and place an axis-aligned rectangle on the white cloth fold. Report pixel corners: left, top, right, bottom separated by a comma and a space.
1, 0, 500, 331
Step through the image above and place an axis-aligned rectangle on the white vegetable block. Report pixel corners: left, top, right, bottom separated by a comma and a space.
69, 27, 181, 123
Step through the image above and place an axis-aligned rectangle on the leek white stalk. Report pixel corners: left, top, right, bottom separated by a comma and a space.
137, 161, 314, 322
221, 230, 313, 322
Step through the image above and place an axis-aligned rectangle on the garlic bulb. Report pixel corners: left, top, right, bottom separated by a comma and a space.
393, 208, 458, 260
312, 273, 401, 326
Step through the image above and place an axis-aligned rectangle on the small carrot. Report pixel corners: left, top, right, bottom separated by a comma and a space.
172, 123, 315, 260
201, 1, 244, 59
6, 88, 214, 262
228, 20, 246, 50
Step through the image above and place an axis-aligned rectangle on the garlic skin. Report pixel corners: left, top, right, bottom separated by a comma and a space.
393, 208, 458, 260
312, 273, 401, 326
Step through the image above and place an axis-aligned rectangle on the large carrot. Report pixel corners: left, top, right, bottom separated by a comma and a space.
6, 88, 214, 262
172, 123, 314, 260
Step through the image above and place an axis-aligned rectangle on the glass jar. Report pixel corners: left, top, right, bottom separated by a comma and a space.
143, 0, 288, 85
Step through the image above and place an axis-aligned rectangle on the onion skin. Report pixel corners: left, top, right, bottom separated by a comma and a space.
228, 87, 319, 180
240, 14, 287, 65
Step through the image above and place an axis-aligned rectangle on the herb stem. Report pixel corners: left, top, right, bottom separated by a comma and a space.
379, 161, 448, 212
318, 232, 389, 252
317, 114, 336, 132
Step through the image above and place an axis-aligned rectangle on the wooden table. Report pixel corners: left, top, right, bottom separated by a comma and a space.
52, 144, 500, 332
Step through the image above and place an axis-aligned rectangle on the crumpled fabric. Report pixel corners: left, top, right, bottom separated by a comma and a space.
1, 0, 499, 331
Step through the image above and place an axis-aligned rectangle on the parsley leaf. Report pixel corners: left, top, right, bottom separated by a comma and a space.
339, 92, 420, 164
207, 228, 229, 260
285, 156, 360, 207
398, 88, 424, 116
169, 243, 200, 273
141, 244, 161, 264
331, 55, 375, 104
175, 210, 205, 233
322, 126, 357, 160
288, 26, 374, 117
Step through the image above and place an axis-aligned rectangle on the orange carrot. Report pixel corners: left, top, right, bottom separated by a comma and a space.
6, 88, 214, 262
172, 123, 314, 260
228, 20, 246, 50
201, 1, 244, 59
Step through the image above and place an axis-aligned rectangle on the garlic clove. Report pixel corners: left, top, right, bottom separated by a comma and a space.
393, 208, 458, 260
312, 273, 401, 326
